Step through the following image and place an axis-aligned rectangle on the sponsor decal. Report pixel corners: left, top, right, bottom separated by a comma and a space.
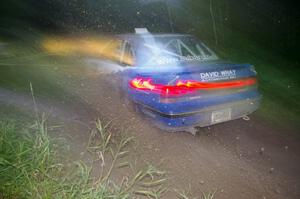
156, 55, 212, 65
200, 70, 236, 81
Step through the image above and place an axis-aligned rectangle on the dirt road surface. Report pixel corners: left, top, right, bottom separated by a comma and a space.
1, 59, 299, 199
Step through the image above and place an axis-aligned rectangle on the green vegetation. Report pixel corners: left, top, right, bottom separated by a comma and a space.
202, 190, 217, 199
218, 33, 300, 129
0, 42, 78, 101
0, 116, 169, 198
0, 118, 57, 198
176, 188, 217, 199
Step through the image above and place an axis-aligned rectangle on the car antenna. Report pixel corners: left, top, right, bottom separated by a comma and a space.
166, 1, 174, 33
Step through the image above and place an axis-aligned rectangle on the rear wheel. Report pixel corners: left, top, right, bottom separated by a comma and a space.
121, 93, 139, 113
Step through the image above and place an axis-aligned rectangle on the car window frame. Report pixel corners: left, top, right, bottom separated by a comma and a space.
119, 40, 135, 67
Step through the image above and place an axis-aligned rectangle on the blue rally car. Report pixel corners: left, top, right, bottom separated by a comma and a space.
115, 28, 261, 132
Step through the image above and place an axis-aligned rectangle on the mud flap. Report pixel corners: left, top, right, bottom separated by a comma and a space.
185, 126, 198, 135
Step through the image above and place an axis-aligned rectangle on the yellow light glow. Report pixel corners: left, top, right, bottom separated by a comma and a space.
42, 35, 134, 65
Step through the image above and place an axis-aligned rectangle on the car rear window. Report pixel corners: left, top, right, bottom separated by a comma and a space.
135, 35, 219, 67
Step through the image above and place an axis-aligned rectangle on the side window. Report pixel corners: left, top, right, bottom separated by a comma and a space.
102, 38, 124, 63
113, 40, 125, 62
120, 42, 135, 66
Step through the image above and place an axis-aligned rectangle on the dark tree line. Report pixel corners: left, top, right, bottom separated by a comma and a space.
0, 0, 299, 59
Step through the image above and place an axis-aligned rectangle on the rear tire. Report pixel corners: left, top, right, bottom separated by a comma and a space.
121, 94, 139, 113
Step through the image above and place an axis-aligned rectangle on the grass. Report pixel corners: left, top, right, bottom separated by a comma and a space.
0, 116, 169, 198
0, 117, 56, 198
1, 114, 220, 198
0, 40, 85, 102
87, 119, 168, 198
218, 34, 300, 129
176, 188, 217, 199
202, 190, 217, 199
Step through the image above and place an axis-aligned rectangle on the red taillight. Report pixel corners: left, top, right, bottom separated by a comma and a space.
129, 78, 195, 97
176, 78, 257, 89
129, 77, 257, 97
130, 78, 155, 90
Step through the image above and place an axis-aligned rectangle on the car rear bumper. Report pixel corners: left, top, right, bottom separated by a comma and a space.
138, 96, 261, 131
